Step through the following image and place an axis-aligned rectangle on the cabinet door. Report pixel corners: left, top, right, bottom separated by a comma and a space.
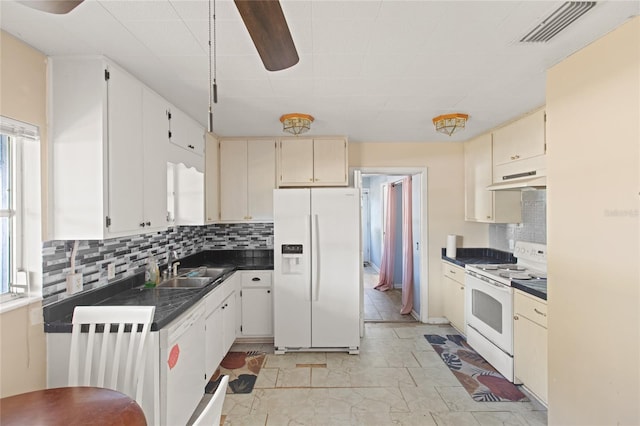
493, 109, 545, 166
313, 138, 348, 185
141, 88, 169, 231
279, 139, 313, 185
205, 306, 224, 380
205, 133, 219, 223
247, 140, 276, 220
514, 314, 548, 403
241, 288, 273, 336
107, 65, 144, 235
464, 134, 494, 222
169, 108, 204, 156
219, 140, 248, 220
222, 293, 237, 353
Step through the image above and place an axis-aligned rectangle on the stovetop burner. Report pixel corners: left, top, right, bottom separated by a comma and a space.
497, 264, 525, 271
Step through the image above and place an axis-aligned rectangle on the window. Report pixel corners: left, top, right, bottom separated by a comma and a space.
0, 117, 37, 301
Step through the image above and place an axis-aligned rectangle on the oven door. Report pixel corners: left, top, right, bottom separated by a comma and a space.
465, 272, 513, 355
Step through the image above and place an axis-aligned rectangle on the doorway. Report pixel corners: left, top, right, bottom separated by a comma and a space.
358, 171, 425, 323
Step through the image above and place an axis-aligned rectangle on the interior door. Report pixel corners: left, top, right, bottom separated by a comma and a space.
411, 174, 421, 315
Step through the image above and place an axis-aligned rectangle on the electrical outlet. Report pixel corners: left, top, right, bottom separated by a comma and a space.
107, 263, 116, 280
66, 273, 83, 295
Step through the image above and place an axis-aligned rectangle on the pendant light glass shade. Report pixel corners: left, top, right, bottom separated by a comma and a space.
280, 113, 314, 135
432, 113, 469, 136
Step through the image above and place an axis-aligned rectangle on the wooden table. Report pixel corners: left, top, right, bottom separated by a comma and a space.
0, 386, 146, 425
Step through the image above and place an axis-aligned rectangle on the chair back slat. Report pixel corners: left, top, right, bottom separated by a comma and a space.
192, 375, 229, 426
69, 306, 155, 405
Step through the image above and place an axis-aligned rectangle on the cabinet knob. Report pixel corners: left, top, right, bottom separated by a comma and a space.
146, 221, 151, 226
514, 315, 519, 320
188, 144, 195, 149
487, 216, 492, 219
139, 222, 146, 227
267, 290, 271, 294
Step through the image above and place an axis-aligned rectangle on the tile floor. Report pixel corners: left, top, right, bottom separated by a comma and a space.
220, 322, 548, 425
363, 265, 416, 323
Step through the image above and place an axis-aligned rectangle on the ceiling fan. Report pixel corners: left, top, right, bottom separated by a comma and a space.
17, 0, 299, 72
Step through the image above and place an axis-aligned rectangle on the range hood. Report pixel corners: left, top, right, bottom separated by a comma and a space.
487, 171, 547, 191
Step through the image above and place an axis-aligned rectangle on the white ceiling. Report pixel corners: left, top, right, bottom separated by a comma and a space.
1, 0, 638, 142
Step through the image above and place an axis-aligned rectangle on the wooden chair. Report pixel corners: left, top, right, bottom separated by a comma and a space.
192, 375, 229, 426
68, 305, 155, 405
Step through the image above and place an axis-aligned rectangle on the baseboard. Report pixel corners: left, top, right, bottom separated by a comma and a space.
233, 337, 274, 344
426, 317, 450, 325
367, 264, 380, 273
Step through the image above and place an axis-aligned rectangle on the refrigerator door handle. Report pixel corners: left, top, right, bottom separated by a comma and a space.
307, 214, 313, 302
312, 214, 320, 302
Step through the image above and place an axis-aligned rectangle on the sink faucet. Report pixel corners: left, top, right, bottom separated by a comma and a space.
167, 250, 179, 276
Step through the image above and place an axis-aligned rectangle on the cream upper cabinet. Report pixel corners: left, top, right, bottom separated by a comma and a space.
441, 262, 465, 333
492, 108, 546, 182
205, 133, 219, 224
49, 56, 167, 239
464, 133, 521, 223
278, 137, 348, 187
219, 139, 276, 221
168, 107, 205, 156
514, 290, 548, 404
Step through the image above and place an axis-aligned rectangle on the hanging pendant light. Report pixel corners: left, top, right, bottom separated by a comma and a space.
280, 113, 314, 136
207, 0, 218, 132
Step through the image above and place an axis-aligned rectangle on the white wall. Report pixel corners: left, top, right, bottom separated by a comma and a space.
0, 30, 47, 397
546, 17, 639, 425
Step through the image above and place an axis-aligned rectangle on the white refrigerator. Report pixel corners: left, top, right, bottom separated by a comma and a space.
273, 188, 361, 354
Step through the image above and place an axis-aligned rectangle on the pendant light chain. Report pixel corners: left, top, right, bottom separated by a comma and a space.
213, 0, 218, 104
207, 0, 213, 131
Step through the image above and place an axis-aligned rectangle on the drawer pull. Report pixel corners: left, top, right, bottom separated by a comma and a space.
252, 277, 261, 282
534, 308, 547, 317
449, 270, 456, 274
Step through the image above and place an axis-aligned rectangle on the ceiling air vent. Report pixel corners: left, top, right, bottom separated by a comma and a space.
520, 1, 597, 43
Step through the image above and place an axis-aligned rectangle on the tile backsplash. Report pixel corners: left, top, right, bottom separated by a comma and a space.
489, 190, 546, 252
42, 223, 273, 306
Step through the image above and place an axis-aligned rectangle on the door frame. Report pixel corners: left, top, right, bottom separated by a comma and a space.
352, 167, 429, 324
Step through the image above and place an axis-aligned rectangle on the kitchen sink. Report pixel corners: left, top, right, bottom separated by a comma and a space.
156, 277, 213, 289
180, 267, 231, 281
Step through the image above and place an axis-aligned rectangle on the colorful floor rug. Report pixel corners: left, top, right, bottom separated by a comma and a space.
205, 351, 266, 395
425, 334, 528, 402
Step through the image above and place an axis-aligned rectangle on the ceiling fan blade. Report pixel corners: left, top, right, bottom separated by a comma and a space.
234, 0, 299, 72
17, 0, 83, 14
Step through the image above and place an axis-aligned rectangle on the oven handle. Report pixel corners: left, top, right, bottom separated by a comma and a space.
466, 271, 511, 292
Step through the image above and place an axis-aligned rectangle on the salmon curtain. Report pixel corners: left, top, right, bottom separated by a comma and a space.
374, 183, 396, 291
400, 176, 414, 315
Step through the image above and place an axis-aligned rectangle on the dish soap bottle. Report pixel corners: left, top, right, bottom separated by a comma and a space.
145, 255, 158, 288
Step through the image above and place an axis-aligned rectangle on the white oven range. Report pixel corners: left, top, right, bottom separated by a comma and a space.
465, 241, 547, 382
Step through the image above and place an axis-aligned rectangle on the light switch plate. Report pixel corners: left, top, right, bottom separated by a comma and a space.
107, 263, 116, 280
66, 273, 83, 295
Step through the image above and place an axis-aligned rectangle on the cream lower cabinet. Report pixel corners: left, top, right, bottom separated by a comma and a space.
278, 138, 348, 187
514, 290, 548, 404
204, 272, 239, 380
219, 139, 276, 221
239, 271, 273, 337
464, 133, 521, 223
442, 262, 466, 333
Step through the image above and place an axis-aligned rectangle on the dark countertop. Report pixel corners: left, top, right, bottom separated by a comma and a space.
441, 247, 516, 268
44, 249, 273, 333
512, 279, 547, 300
441, 247, 547, 301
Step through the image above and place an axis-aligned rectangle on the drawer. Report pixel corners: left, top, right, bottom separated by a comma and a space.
515, 290, 547, 328
241, 271, 272, 288
442, 262, 465, 284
